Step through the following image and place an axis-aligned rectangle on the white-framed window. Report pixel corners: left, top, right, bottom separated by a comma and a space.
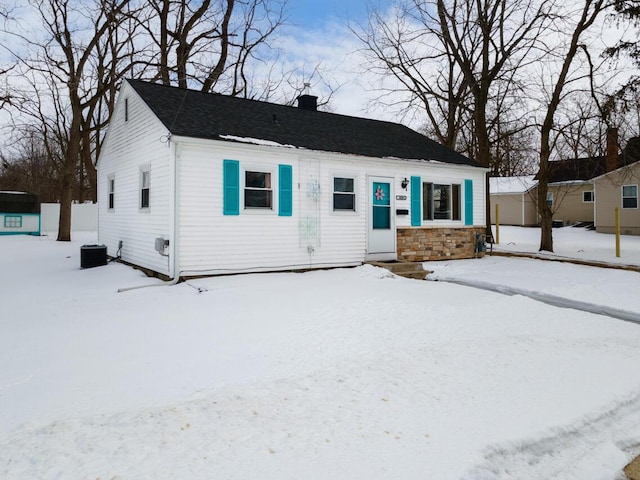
4, 215, 22, 228
108, 175, 115, 210
546, 192, 553, 207
244, 170, 272, 209
140, 166, 150, 209
333, 177, 356, 211
622, 185, 638, 209
583, 191, 594, 203
422, 182, 461, 220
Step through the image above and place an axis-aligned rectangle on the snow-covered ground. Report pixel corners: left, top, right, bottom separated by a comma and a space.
1, 227, 640, 479
491, 224, 640, 267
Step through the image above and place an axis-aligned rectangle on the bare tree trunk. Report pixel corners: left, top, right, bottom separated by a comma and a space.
82, 128, 97, 202
57, 127, 80, 241
536, 0, 608, 252
202, 0, 234, 92
538, 129, 553, 251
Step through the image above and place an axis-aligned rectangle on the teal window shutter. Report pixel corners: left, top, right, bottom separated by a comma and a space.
223, 159, 240, 215
464, 179, 473, 225
411, 176, 421, 226
278, 164, 293, 216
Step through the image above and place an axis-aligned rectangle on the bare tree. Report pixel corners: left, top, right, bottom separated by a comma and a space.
536, 0, 612, 252
435, 0, 556, 235
8, 0, 138, 241
0, 4, 16, 109
0, 129, 63, 202
135, 0, 287, 97
606, 0, 640, 93
354, 3, 471, 149
358, 0, 555, 235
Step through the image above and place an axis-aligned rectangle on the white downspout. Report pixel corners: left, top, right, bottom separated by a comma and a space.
169, 138, 178, 279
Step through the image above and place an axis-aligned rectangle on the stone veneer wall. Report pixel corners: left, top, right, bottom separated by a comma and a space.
396, 226, 485, 261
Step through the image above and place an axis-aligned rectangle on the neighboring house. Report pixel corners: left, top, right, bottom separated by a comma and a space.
489, 129, 625, 227
490, 168, 598, 227
593, 137, 640, 235
97, 80, 487, 279
542, 155, 604, 225
0, 191, 40, 236
489, 175, 537, 226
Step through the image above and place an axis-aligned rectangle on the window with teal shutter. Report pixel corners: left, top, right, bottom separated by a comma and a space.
464, 179, 473, 225
411, 176, 421, 226
223, 159, 240, 215
278, 164, 293, 216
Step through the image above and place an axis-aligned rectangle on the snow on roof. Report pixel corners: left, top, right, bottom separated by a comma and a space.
219, 135, 297, 149
490, 175, 537, 194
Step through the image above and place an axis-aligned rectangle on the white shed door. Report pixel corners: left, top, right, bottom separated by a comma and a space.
368, 176, 395, 254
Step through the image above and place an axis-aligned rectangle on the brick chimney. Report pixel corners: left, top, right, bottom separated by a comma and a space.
297, 94, 318, 111
606, 127, 620, 172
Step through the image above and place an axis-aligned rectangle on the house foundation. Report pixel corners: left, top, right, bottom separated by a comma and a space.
396, 226, 485, 261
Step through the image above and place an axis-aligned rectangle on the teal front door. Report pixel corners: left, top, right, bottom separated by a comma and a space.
368, 176, 395, 255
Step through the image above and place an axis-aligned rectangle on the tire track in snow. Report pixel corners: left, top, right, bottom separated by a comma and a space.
461, 390, 640, 479
427, 274, 640, 479
427, 276, 640, 325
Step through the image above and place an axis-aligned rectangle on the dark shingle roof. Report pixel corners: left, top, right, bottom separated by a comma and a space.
545, 156, 608, 183
127, 80, 479, 168
541, 138, 640, 183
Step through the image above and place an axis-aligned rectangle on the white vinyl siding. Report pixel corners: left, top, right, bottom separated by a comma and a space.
175, 140, 485, 276
97, 83, 171, 276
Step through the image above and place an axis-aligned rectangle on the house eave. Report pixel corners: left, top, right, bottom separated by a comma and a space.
591, 159, 640, 182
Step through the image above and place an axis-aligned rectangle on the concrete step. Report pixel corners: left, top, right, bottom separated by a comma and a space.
367, 261, 430, 280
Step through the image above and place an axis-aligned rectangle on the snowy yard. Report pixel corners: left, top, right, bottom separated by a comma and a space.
1, 227, 640, 479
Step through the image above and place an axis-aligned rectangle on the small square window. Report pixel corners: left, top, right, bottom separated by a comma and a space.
333, 177, 355, 211
140, 168, 150, 209
4, 215, 22, 228
244, 171, 272, 209
583, 191, 594, 203
622, 185, 638, 209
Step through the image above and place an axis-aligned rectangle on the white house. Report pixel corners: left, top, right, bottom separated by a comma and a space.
97, 80, 487, 279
